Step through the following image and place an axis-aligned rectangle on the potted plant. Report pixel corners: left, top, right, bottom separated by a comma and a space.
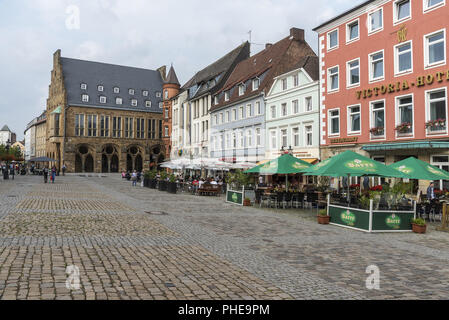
369, 127, 384, 136
317, 209, 330, 224
425, 119, 446, 131
167, 174, 177, 194
158, 171, 168, 191
411, 218, 427, 234
395, 122, 412, 134
243, 197, 251, 206
147, 169, 157, 188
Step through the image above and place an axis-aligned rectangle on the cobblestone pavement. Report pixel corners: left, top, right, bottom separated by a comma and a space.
1, 175, 449, 300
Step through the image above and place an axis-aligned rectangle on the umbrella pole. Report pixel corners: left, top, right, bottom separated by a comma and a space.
285, 174, 288, 190
347, 174, 350, 205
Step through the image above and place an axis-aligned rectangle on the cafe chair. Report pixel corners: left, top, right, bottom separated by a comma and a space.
430, 201, 442, 223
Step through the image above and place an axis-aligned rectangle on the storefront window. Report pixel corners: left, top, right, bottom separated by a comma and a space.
432, 156, 449, 190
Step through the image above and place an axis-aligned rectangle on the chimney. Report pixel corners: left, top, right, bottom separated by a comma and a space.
290, 28, 304, 41
157, 65, 167, 81
265, 43, 273, 50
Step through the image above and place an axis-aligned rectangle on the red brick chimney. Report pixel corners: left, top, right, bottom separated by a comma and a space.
290, 28, 305, 41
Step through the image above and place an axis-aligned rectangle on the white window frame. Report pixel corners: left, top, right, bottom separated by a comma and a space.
282, 78, 288, 91
369, 50, 385, 83
239, 106, 244, 120
252, 78, 259, 91
423, 0, 445, 13
293, 100, 299, 114
328, 108, 340, 136
425, 87, 448, 135
346, 18, 360, 44
327, 28, 339, 51
304, 125, 313, 147
247, 104, 252, 118
214, 96, 219, 105
131, 99, 138, 107
82, 94, 89, 103
305, 97, 313, 112
280, 128, 288, 148
293, 74, 299, 87
281, 103, 288, 117
369, 99, 387, 140
393, 0, 412, 25
346, 58, 360, 88
238, 84, 245, 96
129, 89, 135, 95
271, 105, 276, 119
347, 104, 362, 135
368, 7, 383, 35
256, 101, 261, 115
113, 87, 120, 94
81, 83, 87, 90
395, 93, 415, 138
232, 109, 237, 121
394, 40, 413, 76
156, 92, 161, 98
116, 97, 123, 105
292, 127, 300, 147
145, 100, 151, 108
99, 96, 107, 104
256, 128, 261, 147
225, 92, 230, 101
270, 130, 277, 150
424, 29, 446, 69
226, 111, 230, 123
97, 85, 104, 92
327, 65, 339, 93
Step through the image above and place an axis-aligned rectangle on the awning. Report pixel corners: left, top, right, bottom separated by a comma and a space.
300, 158, 319, 164
362, 141, 449, 152
51, 106, 62, 114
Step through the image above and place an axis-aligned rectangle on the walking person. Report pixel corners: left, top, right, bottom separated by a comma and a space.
427, 182, 436, 201
43, 166, 49, 183
9, 164, 15, 180
62, 164, 66, 176
51, 166, 56, 184
131, 170, 137, 187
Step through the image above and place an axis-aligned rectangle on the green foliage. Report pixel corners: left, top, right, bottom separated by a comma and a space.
169, 174, 176, 183
226, 170, 250, 189
318, 209, 327, 216
391, 182, 413, 195
159, 170, 168, 180
359, 195, 371, 209
0, 144, 22, 161
317, 176, 330, 192
412, 218, 426, 226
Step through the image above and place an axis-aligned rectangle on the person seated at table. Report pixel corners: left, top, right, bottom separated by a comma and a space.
198, 178, 205, 189
210, 179, 218, 185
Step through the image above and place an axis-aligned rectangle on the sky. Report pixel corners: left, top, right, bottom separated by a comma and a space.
0, 0, 365, 141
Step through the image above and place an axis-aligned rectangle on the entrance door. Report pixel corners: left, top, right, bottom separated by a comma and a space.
102, 155, 108, 173
84, 154, 94, 173
431, 155, 449, 190
111, 155, 119, 173
75, 154, 82, 173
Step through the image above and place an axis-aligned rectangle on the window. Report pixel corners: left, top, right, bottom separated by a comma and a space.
131, 99, 138, 107
226, 111, 230, 122
124, 118, 133, 138
159, 102, 163, 108
431, 155, 449, 190
328, 66, 339, 92
347, 59, 360, 86
165, 126, 169, 137
271, 106, 276, 119
394, 0, 411, 23
159, 120, 163, 138
136, 118, 145, 139
164, 90, 169, 99
369, 51, 384, 81
427, 89, 447, 133
97, 85, 104, 92
371, 101, 385, 137
116, 97, 123, 105
113, 117, 122, 138
81, 83, 87, 90
281, 129, 288, 148
293, 74, 299, 87
214, 115, 218, 125
100, 115, 109, 137
305, 125, 313, 146
239, 130, 244, 148
293, 100, 299, 114
425, 30, 446, 68
347, 20, 359, 42
148, 119, 156, 139
239, 84, 245, 96
369, 8, 383, 33
99, 96, 107, 104
270, 130, 277, 149
256, 128, 261, 146
75, 114, 84, 136
225, 92, 230, 101
145, 100, 151, 108
232, 132, 236, 148
142, 90, 148, 97
165, 108, 169, 119
256, 101, 261, 115
156, 92, 161, 98
282, 78, 288, 90
424, 0, 445, 11
397, 96, 414, 134
214, 96, 219, 105
129, 89, 135, 95
113, 87, 120, 94
281, 103, 287, 117
226, 133, 230, 149
305, 97, 313, 112
239, 106, 244, 119
232, 109, 237, 121
328, 29, 338, 50
87, 115, 97, 137
292, 127, 299, 147
395, 41, 413, 74
253, 78, 259, 90
247, 130, 253, 148
54, 113, 60, 136
82, 94, 89, 103
348, 105, 361, 133
329, 109, 340, 135
247, 104, 252, 118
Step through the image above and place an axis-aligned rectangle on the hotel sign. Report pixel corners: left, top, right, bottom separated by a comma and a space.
356, 69, 449, 100
330, 137, 358, 144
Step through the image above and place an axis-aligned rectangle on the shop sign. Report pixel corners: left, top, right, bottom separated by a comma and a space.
330, 137, 358, 144
356, 69, 449, 100
341, 210, 356, 226
385, 214, 401, 229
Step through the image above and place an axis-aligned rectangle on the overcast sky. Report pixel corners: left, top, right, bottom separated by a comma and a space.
0, 0, 364, 141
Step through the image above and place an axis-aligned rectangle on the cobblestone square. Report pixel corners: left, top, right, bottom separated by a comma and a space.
1, 175, 449, 300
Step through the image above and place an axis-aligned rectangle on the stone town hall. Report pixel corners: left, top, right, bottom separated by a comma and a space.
45, 50, 180, 173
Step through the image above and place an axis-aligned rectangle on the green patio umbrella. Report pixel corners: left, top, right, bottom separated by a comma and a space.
245, 154, 312, 189
388, 157, 449, 181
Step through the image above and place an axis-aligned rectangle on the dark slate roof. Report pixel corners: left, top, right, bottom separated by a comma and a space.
61, 57, 164, 113
181, 42, 250, 100
165, 66, 180, 86
1, 125, 11, 132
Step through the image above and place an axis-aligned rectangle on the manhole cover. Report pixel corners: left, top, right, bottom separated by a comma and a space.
165, 283, 175, 288
7, 195, 17, 198
145, 211, 168, 216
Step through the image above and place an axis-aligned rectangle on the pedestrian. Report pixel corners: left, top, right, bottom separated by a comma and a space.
62, 164, 66, 176
43, 166, 49, 183
51, 166, 56, 183
363, 176, 370, 191
9, 164, 15, 180
131, 170, 137, 187
427, 182, 436, 201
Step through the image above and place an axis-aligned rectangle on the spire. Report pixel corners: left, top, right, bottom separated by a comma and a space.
165, 65, 180, 86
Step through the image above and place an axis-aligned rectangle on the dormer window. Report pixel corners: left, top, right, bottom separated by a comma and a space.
282, 78, 288, 90
142, 90, 149, 97
164, 90, 169, 99
159, 102, 163, 108
113, 87, 120, 94
131, 99, 138, 107
145, 101, 152, 108
116, 97, 123, 105
214, 96, 219, 105
156, 92, 161, 98
252, 79, 260, 91
129, 89, 135, 95
225, 91, 230, 101
81, 83, 87, 90
82, 94, 89, 102
238, 84, 245, 96
99, 96, 107, 104
97, 85, 104, 92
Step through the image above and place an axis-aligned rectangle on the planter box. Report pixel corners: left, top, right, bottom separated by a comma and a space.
149, 179, 157, 189
158, 180, 167, 191
317, 215, 330, 224
412, 223, 426, 234
243, 199, 251, 206
167, 182, 177, 194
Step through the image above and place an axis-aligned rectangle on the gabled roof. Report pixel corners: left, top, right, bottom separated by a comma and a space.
61, 56, 164, 113
211, 29, 317, 112
165, 65, 180, 86
1, 125, 11, 132
181, 42, 250, 100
